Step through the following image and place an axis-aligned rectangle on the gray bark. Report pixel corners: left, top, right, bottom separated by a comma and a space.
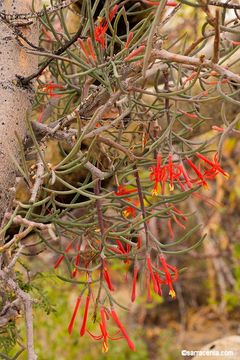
0, 0, 39, 223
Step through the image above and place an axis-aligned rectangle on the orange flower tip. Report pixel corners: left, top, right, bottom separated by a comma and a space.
224, 172, 230, 179
169, 289, 176, 299
71, 269, 77, 278
97, 16, 103, 24
102, 343, 109, 353
203, 183, 209, 190
169, 184, 174, 192
123, 210, 130, 218
151, 189, 158, 196
128, 340, 136, 352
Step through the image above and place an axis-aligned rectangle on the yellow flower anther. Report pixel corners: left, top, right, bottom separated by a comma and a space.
152, 189, 158, 196
169, 289, 176, 298
102, 342, 108, 353
123, 210, 130, 218
169, 184, 174, 192
97, 16, 103, 24
203, 183, 209, 190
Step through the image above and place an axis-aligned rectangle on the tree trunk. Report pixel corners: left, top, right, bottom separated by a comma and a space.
0, 0, 39, 223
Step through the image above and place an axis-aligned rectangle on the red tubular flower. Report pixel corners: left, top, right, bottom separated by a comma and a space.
196, 152, 229, 179
146, 254, 159, 294
212, 125, 224, 132
110, 307, 135, 351
125, 199, 139, 218
154, 272, 164, 296
124, 45, 145, 61
78, 38, 90, 59
87, 37, 97, 61
230, 40, 240, 45
54, 241, 73, 269
169, 155, 183, 191
115, 185, 139, 218
115, 185, 137, 196
72, 245, 81, 278
186, 158, 209, 189
149, 154, 167, 195
116, 240, 126, 254
178, 110, 198, 119
204, 79, 229, 85
88, 306, 135, 352
180, 163, 193, 189
99, 307, 108, 352
173, 215, 186, 230
94, 18, 107, 48
103, 263, 114, 291
40, 82, 64, 97
94, 5, 118, 48
159, 255, 178, 298
78, 37, 97, 62
131, 266, 139, 302
115, 240, 130, 265
80, 294, 90, 336
68, 296, 81, 334
123, 202, 138, 218
168, 153, 174, 191
173, 206, 188, 222
125, 31, 134, 49
183, 71, 198, 85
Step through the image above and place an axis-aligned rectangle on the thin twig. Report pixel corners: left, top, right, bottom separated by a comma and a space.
0, 270, 37, 360
19, 23, 83, 85
133, 165, 149, 247
152, 48, 240, 83
142, 0, 167, 77
212, 9, 220, 64
30, 156, 44, 203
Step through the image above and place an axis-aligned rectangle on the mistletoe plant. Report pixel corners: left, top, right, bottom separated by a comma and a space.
1, 0, 240, 358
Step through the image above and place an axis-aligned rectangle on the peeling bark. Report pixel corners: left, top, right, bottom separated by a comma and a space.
0, 0, 39, 223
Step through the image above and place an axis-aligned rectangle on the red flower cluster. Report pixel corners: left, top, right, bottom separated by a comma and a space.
149, 152, 229, 195
94, 5, 118, 48
68, 294, 135, 352
54, 240, 85, 279
132, 254, 178, 302
115, 185, 139, 218
54, 242, 118, 291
